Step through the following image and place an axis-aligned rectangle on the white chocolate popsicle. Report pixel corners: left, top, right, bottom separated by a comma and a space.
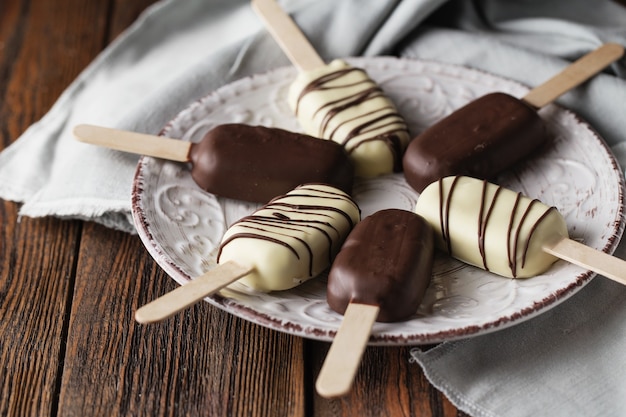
135, 183, 360, 323
415, 176, 568, 278
415, 176, 626, 287
217, 183, 360, 291
288, 59, 410, 178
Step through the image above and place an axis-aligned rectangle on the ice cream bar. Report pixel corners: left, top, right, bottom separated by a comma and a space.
288, 59, 410, 178
403, 92, 546, 192
316, 209, 434, 399
416, 176, 568, 278
252, 0, 410, 178
135, 183, 360, 323
188, 124, 354, 201
217, 183, 360, 291
415, 176, 626, 286
403, 43, 624, 192
326, 209, 434, 322
74, 123, 354, 203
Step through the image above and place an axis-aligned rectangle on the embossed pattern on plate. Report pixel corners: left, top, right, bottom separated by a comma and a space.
131, 57, 625, 345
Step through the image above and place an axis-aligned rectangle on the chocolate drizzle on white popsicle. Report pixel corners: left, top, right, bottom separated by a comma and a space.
437, 176, 560, 277
135, 184, 360, 324
417, 176, 626, 285
217, 183, 360, 292
218, 184, 359, 277
292, 65, 409, 172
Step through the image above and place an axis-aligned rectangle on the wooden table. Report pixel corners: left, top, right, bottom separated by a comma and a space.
9, 1, 623, 416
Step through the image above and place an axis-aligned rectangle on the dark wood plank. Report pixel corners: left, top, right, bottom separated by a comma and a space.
309, 341, 467, 417
0, 0, 107, 416
58, 223, 306, 416
0, 212, 81, 417
0, 0, 110, 140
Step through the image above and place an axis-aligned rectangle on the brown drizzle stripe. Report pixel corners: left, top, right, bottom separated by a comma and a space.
318, 88, 385, 140
237, 217, 333, 264
328, 106, 390, 140
477, 180, 487, 269
479, 181, 502, 272
507, 193, 523, 272
295, 68, 367, 115
217, 184, 358, 277
521, 206, 558, 269
439, 176, 459, 255
511, 199, 537, 275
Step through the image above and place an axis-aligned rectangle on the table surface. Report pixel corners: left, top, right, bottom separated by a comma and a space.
4, 1, 621, 416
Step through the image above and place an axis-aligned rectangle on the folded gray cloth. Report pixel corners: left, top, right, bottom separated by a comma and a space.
1, 0, 626, 415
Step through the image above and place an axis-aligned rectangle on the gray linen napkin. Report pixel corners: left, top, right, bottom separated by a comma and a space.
1, 0, 626, 415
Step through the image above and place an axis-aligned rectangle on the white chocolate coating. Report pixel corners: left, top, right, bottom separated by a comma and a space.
415, 176, 569, 278
217, 184, 360, 291
288, 59, 410, 178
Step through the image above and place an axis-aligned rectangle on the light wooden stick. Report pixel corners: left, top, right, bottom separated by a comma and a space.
315, 303, 380, 398
522, 43, 624, 109
73, 124, 191, 162
251, 0, 325, 71
134, 261, 253, 324
543, 237, 626, 286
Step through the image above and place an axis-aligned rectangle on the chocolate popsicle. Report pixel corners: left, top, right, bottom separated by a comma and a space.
135, 183, 360, 323
403, 43, 624, 192
316, 209, 434, 398
326, 208, 434, 322
73, 123, 354, 203
415, 176, 626, 285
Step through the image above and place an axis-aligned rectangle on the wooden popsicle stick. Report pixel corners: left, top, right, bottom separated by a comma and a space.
251, 0, 325, 72
73, 124, 191, 162
134, 260, 253, 324
315, 302, 380, 398
522, 43, 624, 109
543, 237, 626, 286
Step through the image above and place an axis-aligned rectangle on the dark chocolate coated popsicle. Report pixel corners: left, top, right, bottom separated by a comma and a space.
402, 43, 624, 193
74, 123, 354, 203
326, 208, 434, 323
188, 124, 353, 202
403, 92, 546, 192
316, 208, 435, 398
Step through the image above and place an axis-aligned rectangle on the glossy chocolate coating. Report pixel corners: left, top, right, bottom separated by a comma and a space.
326, 209, 434, 323
188, 124, 354, 203
402, 92, 547, 192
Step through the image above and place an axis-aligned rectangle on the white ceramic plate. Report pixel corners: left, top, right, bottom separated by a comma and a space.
131, 57, 625, 345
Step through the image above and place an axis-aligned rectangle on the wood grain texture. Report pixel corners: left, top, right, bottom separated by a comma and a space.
308, 341, 468, 417
0, 0, 104, 416
0, 213, 81, 417
58, 223, 306, 416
